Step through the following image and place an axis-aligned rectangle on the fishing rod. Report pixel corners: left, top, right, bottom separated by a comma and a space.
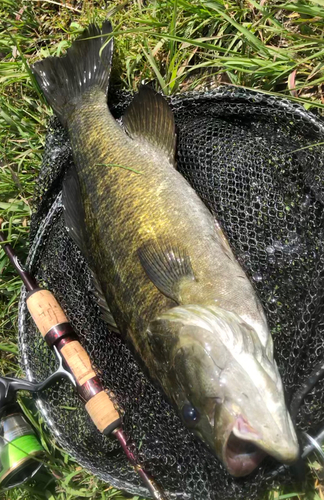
0, 227, 167, 500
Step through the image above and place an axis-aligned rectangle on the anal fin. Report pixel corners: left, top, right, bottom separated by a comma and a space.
62, 166, 89, 259
62, 167, 118, 333
91, 272, 119, 332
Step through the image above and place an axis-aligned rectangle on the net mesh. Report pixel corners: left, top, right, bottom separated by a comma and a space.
18, 87, 324, 499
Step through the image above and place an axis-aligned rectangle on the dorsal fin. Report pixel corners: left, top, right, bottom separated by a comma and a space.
123, 85, 176, 165
90, 272, 119, 331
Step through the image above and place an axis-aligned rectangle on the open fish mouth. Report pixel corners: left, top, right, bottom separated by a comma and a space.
224, 432, 266, 477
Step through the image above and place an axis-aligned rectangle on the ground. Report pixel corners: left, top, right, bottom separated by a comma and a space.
0, 1, 324, 499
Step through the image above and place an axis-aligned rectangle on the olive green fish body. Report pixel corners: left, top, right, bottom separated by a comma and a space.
68, 89, 267, 370
32, 21, 299, 477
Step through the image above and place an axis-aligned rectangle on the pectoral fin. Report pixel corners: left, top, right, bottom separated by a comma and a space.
138, 240, 195, 303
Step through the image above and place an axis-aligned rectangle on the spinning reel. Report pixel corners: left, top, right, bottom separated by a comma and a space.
0, 347, 75, 489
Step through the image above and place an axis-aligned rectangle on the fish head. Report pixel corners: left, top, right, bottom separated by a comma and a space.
148, 304, 299, 477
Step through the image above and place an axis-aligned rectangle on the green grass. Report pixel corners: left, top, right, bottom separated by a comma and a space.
1, 0, 324, 499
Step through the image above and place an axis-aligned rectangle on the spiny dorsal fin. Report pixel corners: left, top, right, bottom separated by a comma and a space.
62, 168, 118, 332
123, 85, 176, 165
138, 240, 195, 303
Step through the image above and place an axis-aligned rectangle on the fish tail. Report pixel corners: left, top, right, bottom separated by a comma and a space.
32, 21, 113, 126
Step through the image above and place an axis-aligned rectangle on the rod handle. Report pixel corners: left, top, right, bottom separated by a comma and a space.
26, 289, 121, 434
26, 289, 68, 336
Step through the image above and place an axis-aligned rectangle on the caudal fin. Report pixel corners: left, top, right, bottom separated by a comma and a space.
32, 21, 113, 126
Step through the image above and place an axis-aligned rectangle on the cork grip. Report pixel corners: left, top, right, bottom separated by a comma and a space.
26, 289, 68, 337
59, 342, 120, 430
26, 288, 120, 433
85, 391, 120, 433
60, 341, 96, 386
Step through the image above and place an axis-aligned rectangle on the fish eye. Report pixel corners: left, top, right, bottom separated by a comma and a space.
182, 403, 200, 428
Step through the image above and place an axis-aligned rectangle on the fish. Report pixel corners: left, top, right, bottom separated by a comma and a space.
32, 21, 299, 477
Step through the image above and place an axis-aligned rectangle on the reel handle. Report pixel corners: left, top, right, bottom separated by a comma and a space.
26, 288, 121, 434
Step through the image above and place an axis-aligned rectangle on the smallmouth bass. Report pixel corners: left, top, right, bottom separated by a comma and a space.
32, 21, 299, 477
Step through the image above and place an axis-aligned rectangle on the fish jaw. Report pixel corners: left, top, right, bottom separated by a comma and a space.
230, 412, 299, 464
223, 423, 267, 477
218, 410, 299, 477
213, 353, 299, 476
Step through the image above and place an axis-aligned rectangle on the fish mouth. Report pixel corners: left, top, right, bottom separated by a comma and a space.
224, 432, 266, 477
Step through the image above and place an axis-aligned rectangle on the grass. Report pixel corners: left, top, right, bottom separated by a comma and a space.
0, 0, 324, 499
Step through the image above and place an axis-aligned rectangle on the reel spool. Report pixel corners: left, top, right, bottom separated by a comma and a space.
0, 407, 44, 489
0, 348, 75, 491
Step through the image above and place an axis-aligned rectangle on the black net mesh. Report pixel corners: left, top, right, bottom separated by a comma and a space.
18, 87, 324, 499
